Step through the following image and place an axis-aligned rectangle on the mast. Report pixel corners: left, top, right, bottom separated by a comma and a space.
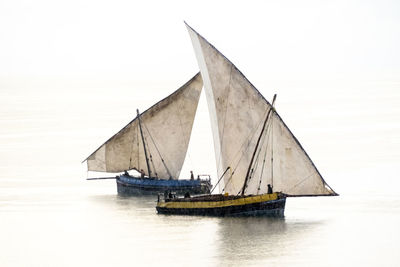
271, 109, 274, 190
186, 23, 337, 196
241, 94, 276, 196
84, 73, 202, 179
137, 109, 151, 178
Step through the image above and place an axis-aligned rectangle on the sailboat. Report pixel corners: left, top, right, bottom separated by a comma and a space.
83, 73, 212, 195
156, 24, 338, 216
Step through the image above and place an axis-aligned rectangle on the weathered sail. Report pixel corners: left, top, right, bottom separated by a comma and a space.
186, 24, 336, 196
84, 73, 203, 180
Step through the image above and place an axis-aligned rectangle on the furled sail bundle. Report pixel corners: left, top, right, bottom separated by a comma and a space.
84, 73, 203, 180
186, 24, 337, 196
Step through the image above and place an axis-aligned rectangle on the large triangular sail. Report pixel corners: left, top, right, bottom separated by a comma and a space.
84, 73, 203, 180
186, 24, 336, 196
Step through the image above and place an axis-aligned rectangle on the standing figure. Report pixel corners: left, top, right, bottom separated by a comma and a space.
267, 184, 273, 194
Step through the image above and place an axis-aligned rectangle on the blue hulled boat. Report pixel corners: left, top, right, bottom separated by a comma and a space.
84, 73, 212, 196
116, 174, 211, 195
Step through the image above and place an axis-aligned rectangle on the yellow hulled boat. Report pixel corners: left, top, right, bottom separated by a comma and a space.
156, 23, 337, 217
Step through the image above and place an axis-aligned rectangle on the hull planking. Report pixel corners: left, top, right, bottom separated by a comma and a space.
156, 192, 286, 217
116, 174, 212, 196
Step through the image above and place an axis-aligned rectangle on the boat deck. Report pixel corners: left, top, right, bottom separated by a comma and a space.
166, 194, 262, 202
157, 192, 286, 217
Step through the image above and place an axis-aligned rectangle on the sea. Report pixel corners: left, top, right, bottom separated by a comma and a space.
1, 79, 399, 266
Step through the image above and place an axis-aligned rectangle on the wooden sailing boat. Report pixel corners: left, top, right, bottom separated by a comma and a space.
156, 24, 338, 216
83, 73, 212, 195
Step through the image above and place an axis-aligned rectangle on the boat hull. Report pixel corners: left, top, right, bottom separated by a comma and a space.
156, 193, 286, 217
116, 175, 211, 196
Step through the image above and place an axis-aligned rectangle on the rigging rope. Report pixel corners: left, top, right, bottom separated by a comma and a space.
142, 121, 173, 179
271, 112, 274, 189
210, 167, 230, 194
249, 121, 270, 179
128, 124, 136, 170
221, 109, 269, 194
137, 122, 140, 170
149, 154, 158, 178
142, 134, 153, 177
245, 117, 274, 193
137, 109, 151, 177
240, 96, 276, 196
257, 119, 273, 194
221, 169, 235, 193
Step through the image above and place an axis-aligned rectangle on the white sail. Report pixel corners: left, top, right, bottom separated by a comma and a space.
85, 73, 203, 180
186, 24, 336, 196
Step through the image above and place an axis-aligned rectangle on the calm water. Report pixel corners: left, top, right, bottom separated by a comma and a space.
1, 81, 399, 266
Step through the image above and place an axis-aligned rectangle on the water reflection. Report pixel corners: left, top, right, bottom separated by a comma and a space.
85, 193, 327, 266
215, 217, 322, 265
87, 194, 158, 215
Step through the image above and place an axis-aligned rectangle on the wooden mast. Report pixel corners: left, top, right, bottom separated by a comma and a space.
137, 109, 152, 178
241, 94, 276, 196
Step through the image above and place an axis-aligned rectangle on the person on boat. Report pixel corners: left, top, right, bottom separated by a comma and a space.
124, 170, 129, 176
197, 175, 200, 180
140, 169, 145, 178
190, 170, 194, 180
267, 184, 273, 194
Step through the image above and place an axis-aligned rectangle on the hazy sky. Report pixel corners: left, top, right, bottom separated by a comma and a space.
1, 0, 399, 82
0, 0, 399, 186
1, 4, 399, 266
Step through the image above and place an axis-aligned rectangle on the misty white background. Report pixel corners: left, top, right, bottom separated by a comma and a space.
1, 0, 399, 189
1, 1, 400, 266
